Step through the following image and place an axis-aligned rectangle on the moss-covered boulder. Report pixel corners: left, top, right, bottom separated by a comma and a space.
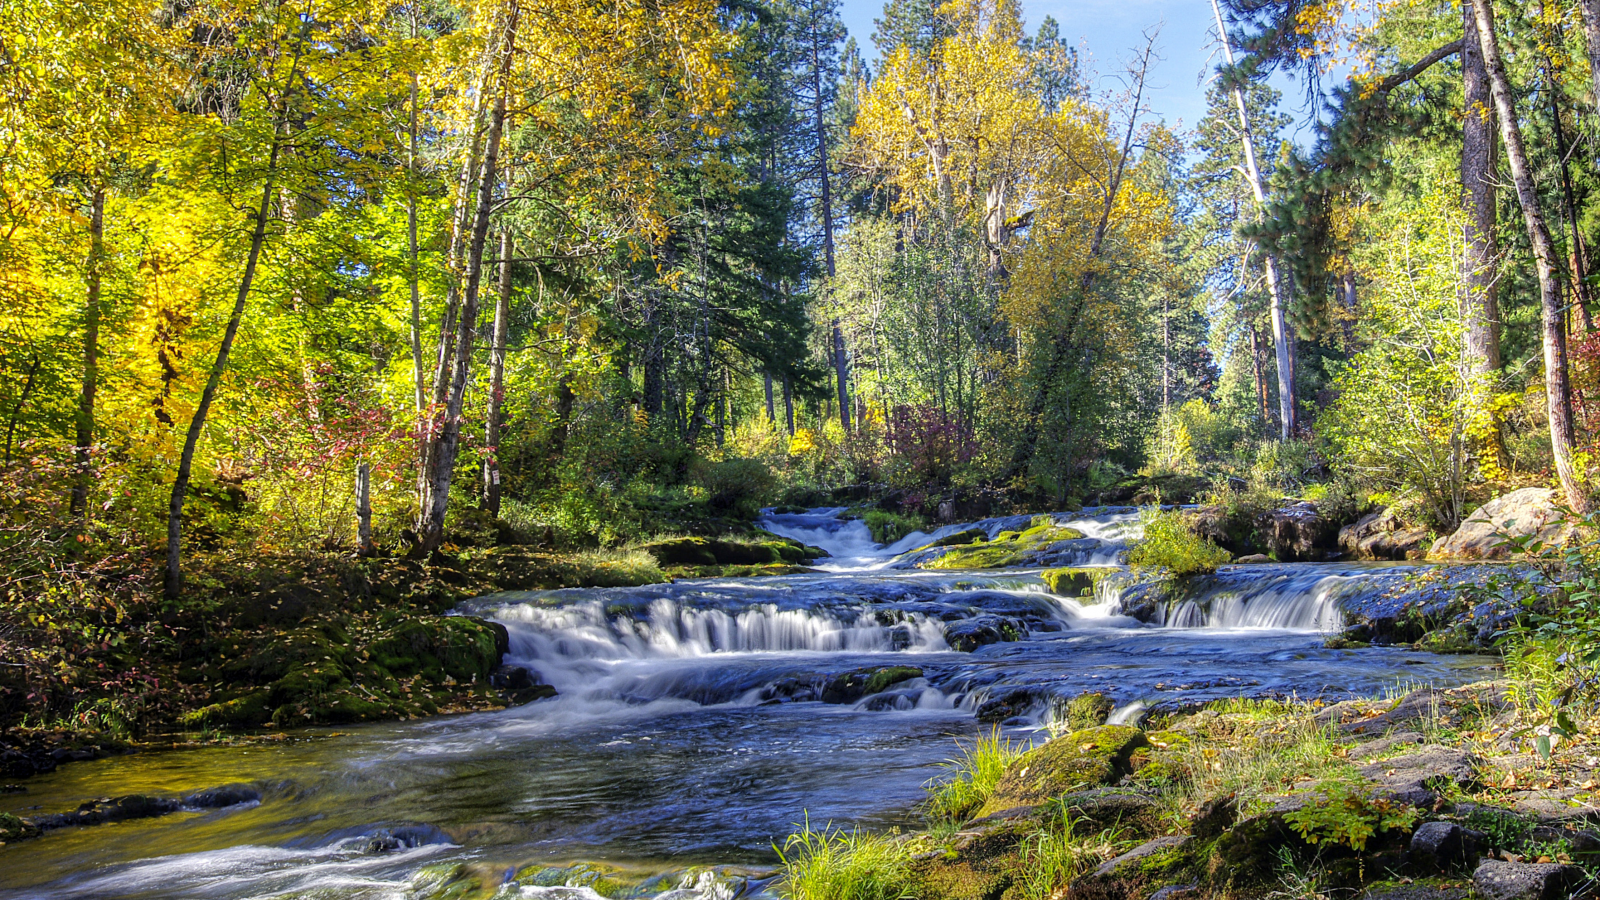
636, 534, 820, 568
1059, 691, 1115, 730
821, 666, 923, 703
205, 614, 510, 728
367, 615, 508, 684
907, 820, 1035, 900
917, 520, 1087, 571
180, 690, 272, 730
978, 725, 1150, 817
1067, 835, 1195, 900
1053, 787, 1165, 838
926, 528, 989, 549
1044, 567, 1107, 597
0, 811, 40, 843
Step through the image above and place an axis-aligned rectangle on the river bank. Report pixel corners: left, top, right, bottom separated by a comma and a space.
0, 530, 826, 780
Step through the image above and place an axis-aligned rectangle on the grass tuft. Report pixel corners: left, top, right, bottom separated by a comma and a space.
923, 728, 1029, 823
776, 817, 914, 900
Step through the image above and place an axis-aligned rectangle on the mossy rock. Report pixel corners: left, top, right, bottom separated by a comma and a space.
922, 528, 988, 549
907, 821, 1033, 900
0, 811, 40, 843
407, 862, 483, 900
820, 665, 923, 703
1208, 811, 1307, 888
666, 563, 818, 579
1043, 567, 1107, 597
181, 690, 271, 730
514, 862, 634, 898
1060, 691, 1115, 730
1069, 835, 1196, 900
367, 616, 507, 684
637, 536, 815, 568
1125, 730, 1193, 786
918, 525, 1087, 570
925, 544, 1027, 570
978, 725, 1150, 816
1051, 787, 1165, 838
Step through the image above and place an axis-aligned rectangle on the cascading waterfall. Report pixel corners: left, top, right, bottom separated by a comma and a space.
1094, 563, 1422, 631
0, 507, 1494, 900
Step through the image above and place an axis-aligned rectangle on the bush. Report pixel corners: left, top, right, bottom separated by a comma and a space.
692, 457, 777, 519
861, 509, 927, 544
1126, 508, 1230, 577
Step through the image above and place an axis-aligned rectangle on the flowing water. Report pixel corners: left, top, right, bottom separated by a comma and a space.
0, 508, 1494, 900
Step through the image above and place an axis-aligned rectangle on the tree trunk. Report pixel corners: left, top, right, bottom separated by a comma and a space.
764, 373, 775, 424
1250, 323, 1271, 427
783, 378, 795, 435
1461, 0, 1502, 377
1469, 0, 1587, 509
1340, 265, 1357, 350
832, 320, 851, 431
71, 185, 105, 519
1580, 0, 1600, 111
166, 157, 281, 599
355, 462, 373, 555
812, 26, 850, 431
417, 3, 518, 550
407, 67, 426, 412
1546, 61, 1594, 332
1211, 0, 1295, 438
483, 228, 512, 516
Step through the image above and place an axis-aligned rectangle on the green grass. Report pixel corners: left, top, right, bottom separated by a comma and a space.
1165, 709, 1353, 818
1015, 809, 1126, 900
569, 549, 666, 587
776, 819, 914, 900
923, 728, 1030, 823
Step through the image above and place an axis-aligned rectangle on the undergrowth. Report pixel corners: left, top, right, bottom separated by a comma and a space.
923, 728, 1029, 823
776, 819, 914, 900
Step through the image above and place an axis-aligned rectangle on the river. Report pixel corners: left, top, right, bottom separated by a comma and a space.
0, 508, 1494, 899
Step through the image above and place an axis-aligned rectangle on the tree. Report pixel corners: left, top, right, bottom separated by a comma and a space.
1209, 0, 1296, 439
1467, 0, 1586, 510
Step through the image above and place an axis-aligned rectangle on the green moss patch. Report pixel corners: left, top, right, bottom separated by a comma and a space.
1043, 567, 1109, 597
917, 521, 1087, 571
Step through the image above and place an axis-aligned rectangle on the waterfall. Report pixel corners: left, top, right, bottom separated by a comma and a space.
494, 599, 950, 663
1096, 564, 1419, 631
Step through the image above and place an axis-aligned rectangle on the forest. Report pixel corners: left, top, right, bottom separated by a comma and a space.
9, 0, 1600, 898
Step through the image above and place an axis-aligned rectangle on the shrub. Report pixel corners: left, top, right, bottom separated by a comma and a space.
1142, 407, 1196, 476
692, 457, 777, 519
861, 509, 927, 544
1125, 508, 1230, 577
776, 820, 914, 900
1281, 780, 1418, 851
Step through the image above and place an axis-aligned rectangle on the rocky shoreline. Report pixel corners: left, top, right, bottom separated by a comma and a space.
884, 681, 1600, 900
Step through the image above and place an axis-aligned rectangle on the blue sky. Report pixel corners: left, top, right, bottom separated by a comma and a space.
836, 0, 1320, 142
